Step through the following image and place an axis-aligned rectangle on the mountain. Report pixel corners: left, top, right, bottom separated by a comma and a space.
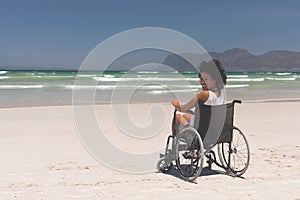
2, 48, 300, 72
163, 48, 300, 72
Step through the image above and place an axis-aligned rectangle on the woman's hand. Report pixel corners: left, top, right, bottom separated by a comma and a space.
171, 99, 181, 111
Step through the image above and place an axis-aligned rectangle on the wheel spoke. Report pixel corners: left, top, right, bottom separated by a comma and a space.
175, 127, 204, 181
217, 128, 250, 176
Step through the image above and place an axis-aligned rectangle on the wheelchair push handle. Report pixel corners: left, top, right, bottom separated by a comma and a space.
233, 99, 242, 104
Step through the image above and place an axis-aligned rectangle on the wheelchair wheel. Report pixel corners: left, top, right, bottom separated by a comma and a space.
217, 127, 250, 176
157, 157, 172, 173
175, 127, 204, 181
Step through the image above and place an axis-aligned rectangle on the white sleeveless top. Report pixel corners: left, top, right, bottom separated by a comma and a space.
204, 89, 225, 106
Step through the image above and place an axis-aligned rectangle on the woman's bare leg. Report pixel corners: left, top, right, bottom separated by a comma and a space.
183, 113, 192, 122
175, 113, 189, 127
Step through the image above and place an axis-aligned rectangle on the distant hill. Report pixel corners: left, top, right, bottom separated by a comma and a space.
163, 48, 300, 72
2, 48, 300, 72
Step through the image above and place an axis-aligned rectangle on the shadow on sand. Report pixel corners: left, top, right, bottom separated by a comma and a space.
157, 166, 227, 183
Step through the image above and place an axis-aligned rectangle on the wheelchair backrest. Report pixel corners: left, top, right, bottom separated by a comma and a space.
193, 101, 234, 146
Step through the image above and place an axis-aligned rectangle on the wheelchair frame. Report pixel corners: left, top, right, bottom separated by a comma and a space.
157, 100, 250, 181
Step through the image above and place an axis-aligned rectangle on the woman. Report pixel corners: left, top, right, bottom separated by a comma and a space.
172, 59, 227, 129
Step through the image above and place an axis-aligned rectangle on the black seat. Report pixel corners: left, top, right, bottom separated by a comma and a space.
193, 101, 235, 147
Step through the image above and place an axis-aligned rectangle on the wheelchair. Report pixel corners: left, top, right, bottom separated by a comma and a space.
157, 100, 250, 181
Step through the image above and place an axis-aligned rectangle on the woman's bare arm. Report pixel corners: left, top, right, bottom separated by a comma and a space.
179, 96, 198, 112
171, 91, 209, 112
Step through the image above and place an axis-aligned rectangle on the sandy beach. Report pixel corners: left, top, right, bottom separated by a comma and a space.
1, 101, 300, 199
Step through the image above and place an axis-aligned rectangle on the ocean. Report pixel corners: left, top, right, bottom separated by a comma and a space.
0, 70, 300, 108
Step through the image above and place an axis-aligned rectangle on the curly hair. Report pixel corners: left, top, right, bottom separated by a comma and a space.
198, 59, 227, 89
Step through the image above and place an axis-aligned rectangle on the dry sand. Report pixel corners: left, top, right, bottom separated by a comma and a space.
0, 102, 300, 199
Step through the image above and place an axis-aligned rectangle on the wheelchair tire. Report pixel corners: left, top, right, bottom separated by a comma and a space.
217, 127, 250, 176
175, 127, 204, 181
157, 157, 172, 173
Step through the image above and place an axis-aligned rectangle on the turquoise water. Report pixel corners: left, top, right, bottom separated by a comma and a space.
0, 70, 300, 107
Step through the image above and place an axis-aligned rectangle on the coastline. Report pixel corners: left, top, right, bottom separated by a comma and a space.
1, 96, 300, 109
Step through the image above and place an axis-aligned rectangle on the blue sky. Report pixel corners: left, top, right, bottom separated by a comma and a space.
1, 0, 300, 69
